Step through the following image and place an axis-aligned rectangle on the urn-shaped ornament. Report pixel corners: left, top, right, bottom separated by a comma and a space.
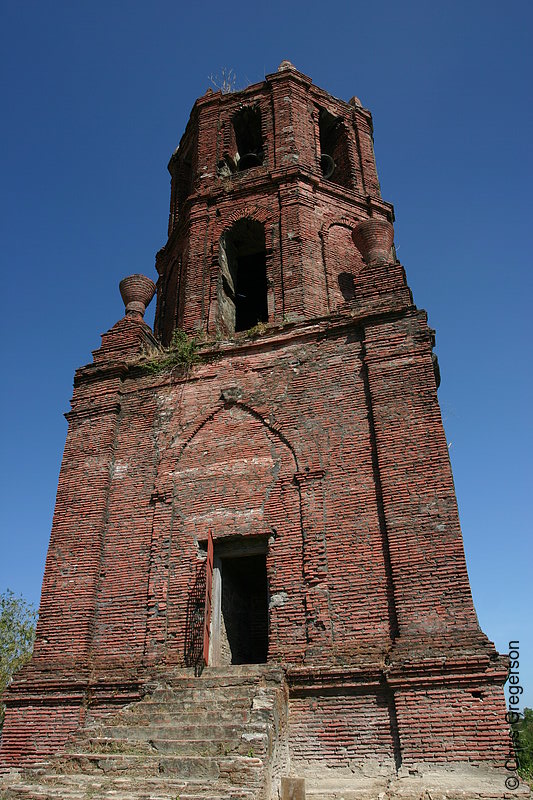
119, 274, 156, 317
352, 218, 394, 265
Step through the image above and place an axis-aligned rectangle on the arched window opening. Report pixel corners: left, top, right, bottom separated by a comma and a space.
218, 219, 268, 333
318, 108, 352, 190
176, 148, 193, 208
168, 146, 194, 230
232, 106, 264, 171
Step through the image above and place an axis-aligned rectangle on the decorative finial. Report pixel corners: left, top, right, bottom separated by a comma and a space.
119, 274, 156, 318
349, 96, 362, 108
278, 60, 295, 72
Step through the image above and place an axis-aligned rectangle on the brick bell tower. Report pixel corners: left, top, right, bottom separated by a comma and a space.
1, 62, 513, 798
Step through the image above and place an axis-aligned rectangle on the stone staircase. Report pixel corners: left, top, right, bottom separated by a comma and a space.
0, 665, 289, 800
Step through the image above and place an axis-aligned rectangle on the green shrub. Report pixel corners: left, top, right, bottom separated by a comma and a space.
140, 329, 200, 374
0, 590, 37, 728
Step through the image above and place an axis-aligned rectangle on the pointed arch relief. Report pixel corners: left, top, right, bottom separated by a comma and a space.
170, 403, 298, 543
225, 206, 271, 229
160, 402, 306, 665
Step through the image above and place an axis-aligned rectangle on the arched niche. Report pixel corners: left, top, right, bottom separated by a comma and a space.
163, 404, 305, 665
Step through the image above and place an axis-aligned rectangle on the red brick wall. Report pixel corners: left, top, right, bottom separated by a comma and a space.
289, 691, 396, 768
0, 704, 82, 766
7, 308, 487, 675
33, 401, 121, 665
396, 684, 509, 764
6, 311, 498, 668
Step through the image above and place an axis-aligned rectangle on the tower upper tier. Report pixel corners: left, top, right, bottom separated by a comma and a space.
154, 61, 403, 345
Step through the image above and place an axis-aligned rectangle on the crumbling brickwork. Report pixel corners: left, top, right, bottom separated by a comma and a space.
0, 62, 510, 787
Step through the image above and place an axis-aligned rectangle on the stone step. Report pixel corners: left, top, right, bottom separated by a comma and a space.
108, 705, 251, 727
97, 707, 252, 726
162, 664, 284, 682
304, 792, 380, 798
55, 752, 265, 785
150, 684, 257, 702
82, 733, 268, 758
2, 783, 257, 800
143, 684, 278, 703
5, 770, 260, 795
118, 695, 256, 714
104, 705, 260, 729
91, 721, 267, 741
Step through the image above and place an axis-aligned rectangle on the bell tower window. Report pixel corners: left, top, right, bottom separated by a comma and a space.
232, 106, 264, 171
318, 108, 352, 190
218, 219, 268, 334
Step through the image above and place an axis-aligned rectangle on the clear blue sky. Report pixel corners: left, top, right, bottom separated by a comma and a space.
1, 1, 531, 710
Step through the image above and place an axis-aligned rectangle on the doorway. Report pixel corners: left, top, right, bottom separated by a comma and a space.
210, 549, 268, 665
218, 219, 268, 334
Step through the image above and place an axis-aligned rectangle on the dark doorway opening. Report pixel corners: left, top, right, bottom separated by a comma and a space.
221, 554, 268, 665
218, 219, 268, 334
235, 252, 268, 331
232, 106, 264, 171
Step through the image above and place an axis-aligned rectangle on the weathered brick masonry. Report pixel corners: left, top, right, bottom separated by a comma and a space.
1, 61, 509, 779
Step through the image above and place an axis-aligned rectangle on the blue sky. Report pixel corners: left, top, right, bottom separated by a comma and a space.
1, 1, 531, 709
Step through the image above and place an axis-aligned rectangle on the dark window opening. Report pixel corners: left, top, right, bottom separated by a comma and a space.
338, 272, 356, 301
218, 219, 268, 333
318, 108, 352, 190
176, 150, 193, 208
221, 554, 268, 665
235, 251, 268, 331
232, 106, 264, 171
